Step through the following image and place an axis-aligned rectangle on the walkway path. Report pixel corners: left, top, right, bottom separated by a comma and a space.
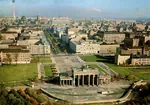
87, 62, 118, 76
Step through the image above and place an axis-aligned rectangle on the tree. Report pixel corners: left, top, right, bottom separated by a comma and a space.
116, 24, 121, 32
0, 95, 6, 105
33, 75, 38, 83
3, 25, 8, 32
145, 25, 148, 31
6, 54, 12, 64
0, 34, 3, 40
21, 16, 26, 23
14, 53, 19, 65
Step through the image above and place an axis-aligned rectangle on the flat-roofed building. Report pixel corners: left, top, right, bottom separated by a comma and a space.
99, 44, 120, 55
98, 31, 125, 44
124, 38, 140, 47
120, 47, 143, 55
69, 40, 100, 54
131, 55, 150, 65
1, 32, 18, 40
0, 48, 31, 64
30, 45, 50, 55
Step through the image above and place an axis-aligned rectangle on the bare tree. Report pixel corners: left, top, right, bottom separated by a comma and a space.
0, 34, 3, 40
14, 53, 19, 65
6, 54, 12, 64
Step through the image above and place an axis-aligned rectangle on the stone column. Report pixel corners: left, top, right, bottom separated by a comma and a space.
62, 80, 64, 86
100, 79, 103, 85
88, 75, 90, 86
92, 75, 95, 86
60, 80, 62, 86
78, 75, 80, 86
82, 75, 84, 86
68, 80, 70, 86
97, 76, 99, 86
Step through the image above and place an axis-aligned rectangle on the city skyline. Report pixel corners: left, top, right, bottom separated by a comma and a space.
0, 0, 150, 19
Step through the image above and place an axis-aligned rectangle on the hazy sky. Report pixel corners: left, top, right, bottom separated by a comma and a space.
0, 0, 150, 19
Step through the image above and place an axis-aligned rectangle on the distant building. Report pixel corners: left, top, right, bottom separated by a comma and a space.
118, 47, 143, 55
30, 45, 50, 55
52, 17, 72, 25
69, 40, 100, 54
99, 44, 120, 55
98, 31, 125, 44
124, 38, 140, 47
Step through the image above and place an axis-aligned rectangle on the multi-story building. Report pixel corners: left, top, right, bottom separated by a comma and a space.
131, 55, 150, 65
99, 44, 120, 55
0, 48, 31, 64
119, 47, 143, 55
98, 31, 125, 44
30, 45, 50, 55
124, 38, 139, 47
69, 40, 100, 54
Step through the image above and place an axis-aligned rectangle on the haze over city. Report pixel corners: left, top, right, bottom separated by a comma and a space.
0, 0, 150, 19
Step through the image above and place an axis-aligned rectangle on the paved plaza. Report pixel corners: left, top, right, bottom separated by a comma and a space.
52, 55, 85, 73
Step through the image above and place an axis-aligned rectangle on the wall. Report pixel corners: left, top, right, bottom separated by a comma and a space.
131, 58, 150, 65
1, 52, 31, 64
99, 44, 119, 54
104, 34, 125, 43
115, 54, 130, 65
69, 41, 100, 54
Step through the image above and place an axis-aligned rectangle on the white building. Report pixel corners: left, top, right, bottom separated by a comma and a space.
30, 45, 50, 55
69, 40, 100, 54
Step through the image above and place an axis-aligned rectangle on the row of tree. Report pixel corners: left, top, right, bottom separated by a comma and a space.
0, 53, 19, 65
125, 83, 150, 105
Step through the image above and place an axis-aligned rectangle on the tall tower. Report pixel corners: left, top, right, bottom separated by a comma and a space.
12, 0, 16, 20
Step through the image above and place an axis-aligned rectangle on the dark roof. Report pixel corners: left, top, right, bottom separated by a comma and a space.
59, 72, 69, 76
132, 55, 150, 58
1, 32, 18, 34
98, 31, 125, 34
0, 48, 29, 53
9, 45, 28, 49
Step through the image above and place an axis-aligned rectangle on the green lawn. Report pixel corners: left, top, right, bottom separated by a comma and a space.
3, 81, 30, 87
105, 63, 150, 80
44, 65, 53, 77
0, 63, 37, 82
88, 64, 107, 74
39, 57, 52, 63
79, 55, 150, 80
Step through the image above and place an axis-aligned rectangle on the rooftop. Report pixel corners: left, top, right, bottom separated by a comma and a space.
132, 55, 150, 58
0, 48, 29, 53
98, 31, 125, 34
59, 72, 73, 80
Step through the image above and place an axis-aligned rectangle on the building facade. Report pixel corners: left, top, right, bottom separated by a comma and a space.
131, 56, 150, 65
98, 31, 125, 44
69, 40, 100, 54
99, 44, 120, 55
30, 45, 50, 55
0, 49, 31, 64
